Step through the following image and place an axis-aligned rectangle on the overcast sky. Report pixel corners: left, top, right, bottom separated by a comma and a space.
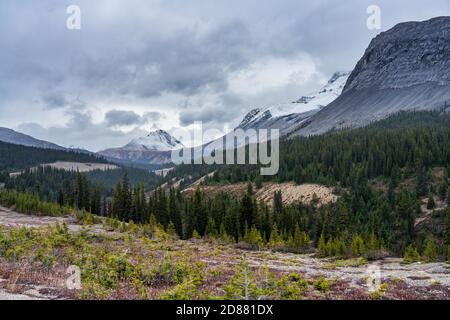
0, 0, 449, 151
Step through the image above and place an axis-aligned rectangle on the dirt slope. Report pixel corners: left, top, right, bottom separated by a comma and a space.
184, 182, 337, 206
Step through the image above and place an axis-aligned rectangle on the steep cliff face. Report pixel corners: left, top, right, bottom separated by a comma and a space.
294, 17, 450, 136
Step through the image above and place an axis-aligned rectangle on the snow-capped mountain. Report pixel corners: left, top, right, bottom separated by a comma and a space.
100, 73, 350, 165
0, 127, 65, 150
124, 130, 184, 152
294, 17, 450, 136
98, 129, 183, 165
237, 71, 350, 134
192, 71, 351, 156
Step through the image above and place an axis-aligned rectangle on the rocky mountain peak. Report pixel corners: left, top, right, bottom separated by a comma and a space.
344, 16, 450, 93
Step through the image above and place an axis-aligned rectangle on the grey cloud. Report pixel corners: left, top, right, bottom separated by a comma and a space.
105, 110, 141, 126
42, 92, 68, 109
18, 110, 147, 152
2, 0, 450, 149
104, 109, 164, 127
179, 106, 237, 127
143, 111, 163, 122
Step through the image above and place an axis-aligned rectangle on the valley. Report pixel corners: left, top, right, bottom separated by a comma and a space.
0, 206, 448, 300
0, 14, 449, 302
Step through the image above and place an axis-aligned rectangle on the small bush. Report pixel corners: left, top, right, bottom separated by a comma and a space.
313, 275, 331, 293
403, 245, 420, 263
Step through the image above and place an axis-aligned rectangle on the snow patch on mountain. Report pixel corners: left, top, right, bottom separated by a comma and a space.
98, 129, 184, 165
237, 71, 350, 130
124, 129, 184, 152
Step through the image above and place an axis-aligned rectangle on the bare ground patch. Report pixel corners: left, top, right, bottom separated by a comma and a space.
184, 182, 337, 206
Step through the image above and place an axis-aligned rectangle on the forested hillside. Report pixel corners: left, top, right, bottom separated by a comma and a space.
202, 110, 450, 185
4, 165, 161, 204
0, 141, 106, 172
104, 111, 449, 260
1, 111, 449, 261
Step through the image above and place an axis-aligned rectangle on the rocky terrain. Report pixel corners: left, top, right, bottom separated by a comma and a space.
294, 16, 450, 136
184, 182, 338, 207
0, 206, 447, 300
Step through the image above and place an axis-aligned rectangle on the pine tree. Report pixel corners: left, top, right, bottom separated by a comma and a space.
243, 226, 263, 250
350, 234, 366, 257
438, 178, 448, 201
255, 176, 263, 189
112, 174, 132, 221
205, 216, 217, 237
192, 188, 206, 235
427, 193, 436, 210
273, 191, 283, 216
240, 192, 255, 233
318, 233, 327, 257
416, 165, 428, 197
289, 224, 310, 252
57, 189, 65, 206
168, 188, 182, 235
90, 184, 101, 215
423, 238, 437, 262
268, 224, 283, 249
166, 221, 177, 237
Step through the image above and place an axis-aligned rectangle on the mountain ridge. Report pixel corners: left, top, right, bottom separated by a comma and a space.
98, 129, 183, 165
294, 16, 450, 136
0, 127, 65, 151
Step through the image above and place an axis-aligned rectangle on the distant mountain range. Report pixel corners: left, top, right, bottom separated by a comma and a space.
2, 17, 449, 166
0, 127, 95, 156
0, 127, 65, 150
98, 129, 184, 165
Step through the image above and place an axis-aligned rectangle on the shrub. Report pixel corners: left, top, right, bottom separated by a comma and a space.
242, 226, 264, 250
370, 283, 388, 300
224, 257, 259, 300
159, 279, 199, 300
403, 245, 420, 263
313, 275, 331, 293
276, 273, 308, 299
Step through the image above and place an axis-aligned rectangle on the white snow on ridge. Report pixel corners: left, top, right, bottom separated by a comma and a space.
125, 129, 184, 152
238, 71, 350, 129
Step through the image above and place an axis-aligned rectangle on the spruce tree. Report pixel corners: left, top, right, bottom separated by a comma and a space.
423, 238, 437, 262
427, 193, 436, 210
317, 233, 327, 257
350, 234, 366, 257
